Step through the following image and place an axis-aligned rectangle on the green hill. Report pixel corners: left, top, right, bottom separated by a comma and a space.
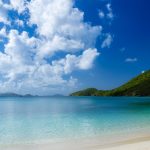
70, 70, 150, 96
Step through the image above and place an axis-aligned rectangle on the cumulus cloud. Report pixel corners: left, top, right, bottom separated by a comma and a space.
101, 34, 113, 48
0, 30, 69, 94
0, 30, 99, 94
0, 0, 102, 95
52, 48, 99, 74
0, 27, 7, 37
36, 35, 85, 60
0, 0, 26, 24
9, 0, 27, 13
28, 0, 102, 59
0, 0, 10, 24
125, 58, 138, 63
28, 0, 102, 39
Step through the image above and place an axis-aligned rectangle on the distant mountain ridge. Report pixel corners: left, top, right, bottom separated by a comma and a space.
0, 93, 22, 97
70, 70, 150, 96
0, 93, 65, 97
0, 93, 33, 97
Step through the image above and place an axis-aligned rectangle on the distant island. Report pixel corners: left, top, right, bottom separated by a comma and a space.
70, 70, 150, 96
0, 93, 34, 97
0, 93, 64, 97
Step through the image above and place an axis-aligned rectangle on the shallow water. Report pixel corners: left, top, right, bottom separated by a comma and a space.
0, 96, 150, 145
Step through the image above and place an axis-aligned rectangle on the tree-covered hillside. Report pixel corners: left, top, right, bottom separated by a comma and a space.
70, 70, 150, 96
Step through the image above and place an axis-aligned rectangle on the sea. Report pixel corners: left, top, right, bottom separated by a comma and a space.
0, 96, 150, 145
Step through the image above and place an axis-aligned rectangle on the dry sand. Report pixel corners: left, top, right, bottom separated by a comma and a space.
1, 133, 150, 150
0, 137, 150, 150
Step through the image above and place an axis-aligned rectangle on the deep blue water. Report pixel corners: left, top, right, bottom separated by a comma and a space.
0, 96, 150, 144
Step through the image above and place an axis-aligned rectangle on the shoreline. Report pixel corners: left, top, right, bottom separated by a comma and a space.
1, 132, 150, 150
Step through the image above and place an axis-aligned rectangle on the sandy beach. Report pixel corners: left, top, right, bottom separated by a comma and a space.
1, 134, 150, 150
102, 141, 150, 150
1, 140, 150, 150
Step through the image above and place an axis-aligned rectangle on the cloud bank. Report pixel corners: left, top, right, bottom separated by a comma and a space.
0, 0, 111, 95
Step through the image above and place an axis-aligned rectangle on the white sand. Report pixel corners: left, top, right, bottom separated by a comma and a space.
100, 141, 150, 150
1, 138, 150, 150
1, 132, 150, 150
1, 141, 150, 150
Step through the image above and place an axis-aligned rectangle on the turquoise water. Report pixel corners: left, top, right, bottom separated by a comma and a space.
0, 96, 150, 144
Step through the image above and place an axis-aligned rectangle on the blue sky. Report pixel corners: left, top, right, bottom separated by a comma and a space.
0, 0, 149, 95
75, 0, 150, 90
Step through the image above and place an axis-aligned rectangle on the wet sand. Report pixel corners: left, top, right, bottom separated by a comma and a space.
1, 133, 150, 150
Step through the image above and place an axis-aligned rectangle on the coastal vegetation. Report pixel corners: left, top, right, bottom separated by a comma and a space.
70, 70, 150, 96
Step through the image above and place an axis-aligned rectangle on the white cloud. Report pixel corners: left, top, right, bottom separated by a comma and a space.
0, 27, 7, 44
106, 3, 114, 19
9, 0, 26, 13
98, 3, 114, 21
0, 30, 99, 94
0, 0, 26, 25
36, 35, 85, 60
0, 27, 7, 37
4, 30, 37, 65
99, 10, 105, 18
125, 58, 138, 62
0, 29, 76, 95
0, 1, 10, 24
28, 0, 102, 59
77, 48, 99, 70
101, 34, 113, 48
15, 19, 24, 26
52, 48, 99, 74
0, 0, 102, 95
